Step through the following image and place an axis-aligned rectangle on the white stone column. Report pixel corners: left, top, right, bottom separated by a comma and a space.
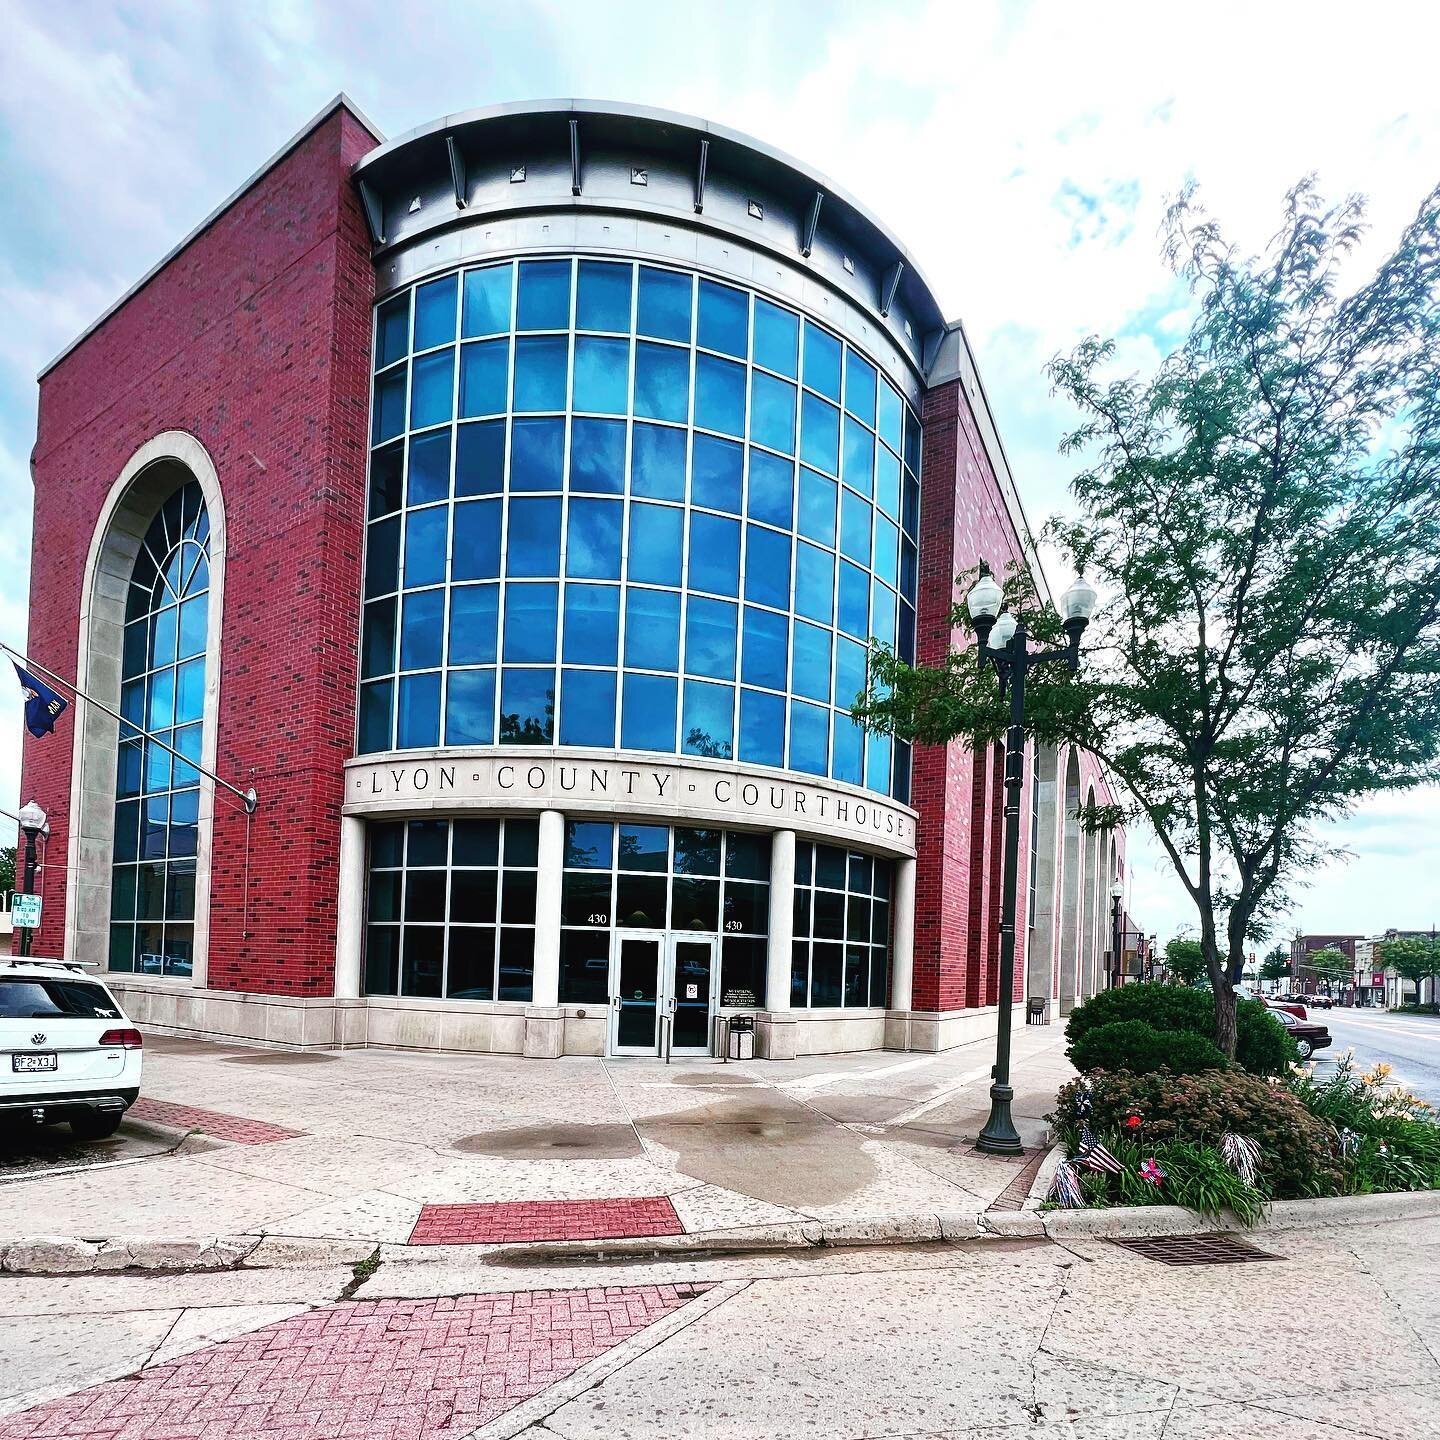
530, 809, 564, 1008
333, 815, 366, 999
759, 829, 797, 1059
890, 856, 916, 1013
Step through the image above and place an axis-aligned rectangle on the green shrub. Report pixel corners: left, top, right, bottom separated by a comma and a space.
1082, 1133, 1268, 1224
1050, 1069, 1344, 1198
1065, 982, 1295, 1076
1069, 1019, 1226, 1076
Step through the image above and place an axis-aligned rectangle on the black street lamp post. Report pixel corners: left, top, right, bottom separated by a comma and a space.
17, 799, 49, 960
965, 572, 1097, 1156
1109, 884, 1124, 989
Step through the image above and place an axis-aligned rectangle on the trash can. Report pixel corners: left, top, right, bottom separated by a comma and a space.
728, 1014, 756, 1060
1026, 997, 1047, 1026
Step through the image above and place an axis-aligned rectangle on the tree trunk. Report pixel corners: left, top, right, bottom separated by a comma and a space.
1214, 984, 1238, 1060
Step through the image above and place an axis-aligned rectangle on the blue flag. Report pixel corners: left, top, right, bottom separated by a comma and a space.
13, 662, 69, 738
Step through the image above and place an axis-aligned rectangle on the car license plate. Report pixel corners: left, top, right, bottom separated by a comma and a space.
12, 1053, 57, 1073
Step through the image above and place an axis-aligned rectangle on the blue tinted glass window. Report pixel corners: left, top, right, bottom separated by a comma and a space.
795, 544, 835, 624
560, 669, 617, 746
739, 688, 785, 766
798, 469, 837, 546
506, 497, 561, 577
874, 516, 900, 587
903, 470, 920, 538
456, 421, 505, 496
403, 507, 446, 588
365, 516, 399, 597
682, 681, 734, 759
792, 622, 832, 702
372, 370, 406, 444
458, 341, 509, 418
872, 581, 898, 648
445, 668, 495, 745
685, 597, 737, 680
359, 679, 393, 751
511, 417, 564, 491
499, 669, 554, 743
904, 408, 922, 471
878, 380, 903, 452
750, 372, 796, 454
400, 589, 445, 670
753, 299, 799, 377
413, 275, 457, 350
398, 673, 441, 747
838, 561, 870, 638
835, 636, 867, 708
621, 673, 677, 752
842, 418, 874, 496
175, 658, 203, 723
743, 525, 791, 610
695, 355, 745, 437
844, 349, 877, 426
448, 584, 498, 665
563, 583, 619, 665
832, 716, 864, 786
900, 539, 918, 604
514, 336, 569, 412
407, 430, 450, 506
692, 435, 742, 514
410, 350, 454, 429
741, 607, 788, 690
875, 446, 901, 519
452, 499, 501, 581
898, 600, 915, 665
803, 324, 842, 399
369, 442, 403, 518
637, 268, 692, 341
503, 584, 558, 664
573, 336, 629, 414
576, 261, 632, 332
631, 423, 686, 500
376, 293, 410, 369
569, 418, 625, 493
517, 260, 572, 330
628, 503, 683, 585
363, 598, 395, 678
624, 589, 680, 670
801, 392, 840, 475
870, 731, 894, 797
747, 450, 793, 527
634, 344, 690, 423
462, 265, 512, 338
688, 513, 740, 597
566, 498, 623, 579
697, 281, 748, 358
789, 700, 829, 775
840, 489, 872, 566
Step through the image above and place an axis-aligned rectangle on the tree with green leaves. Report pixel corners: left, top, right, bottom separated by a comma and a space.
0, 846, 14, 896
1306, 946, 1353, 997
1377, 934, 1440, 1008
859, 179, 1440, 1059
1260, 945, 1290, 986
1163, 937, 1207, 986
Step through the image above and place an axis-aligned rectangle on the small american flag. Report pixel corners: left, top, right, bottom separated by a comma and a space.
1076, 1132, 1124, 1174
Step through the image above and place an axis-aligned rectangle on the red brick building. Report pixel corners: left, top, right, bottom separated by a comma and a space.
19, 97, 1122, 1056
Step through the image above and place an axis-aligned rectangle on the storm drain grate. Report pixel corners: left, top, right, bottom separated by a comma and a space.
1112, 1233, 1283, 1266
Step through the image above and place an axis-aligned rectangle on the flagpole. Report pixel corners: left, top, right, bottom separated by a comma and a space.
5, 643, 257, 815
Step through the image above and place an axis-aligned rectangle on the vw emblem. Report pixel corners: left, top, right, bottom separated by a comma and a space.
30, 1034, 46, 1047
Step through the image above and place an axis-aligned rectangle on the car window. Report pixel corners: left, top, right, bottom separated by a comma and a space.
0, 978, 122, 1020
1274, 1011, 1295, 1026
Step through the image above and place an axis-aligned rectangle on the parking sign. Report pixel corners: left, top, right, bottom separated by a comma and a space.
11, 893, 42, 928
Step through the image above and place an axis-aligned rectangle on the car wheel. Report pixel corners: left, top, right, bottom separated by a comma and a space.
69, 1112, 123, 1141
1294, 1039, 1313, 1061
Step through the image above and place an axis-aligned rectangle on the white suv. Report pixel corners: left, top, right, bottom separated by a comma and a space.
0, 960, 142, 1139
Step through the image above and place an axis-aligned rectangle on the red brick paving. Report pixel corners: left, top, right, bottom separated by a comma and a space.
128, 1097, 304, 1144
408, 1196, 685, 1246
0, 1286, 708, 1439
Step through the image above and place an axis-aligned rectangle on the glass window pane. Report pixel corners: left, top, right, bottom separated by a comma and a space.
674, 827, 722, 875
631, 423, 686, 500
400, 588, 445, 670
798, 468, 837, 546
634, 343, 690, 423
369, 442, 404, 518
872, 581, 898, 648
624, 588, 680, 670
743, 525, 791, 610
563, 869, 610, 926
789, 699, 829, 775
616, 873, 666, 928
682, 680, 733, 759
414, 275, 457, 350
445, 667, 496, 745
503, 583, 558, 663
459, 339, 509, 417
397, 672, 441, 748
447, 927, 496, 999
577, 260, 632, 332
801, 392, 840, 475
738, 688, 785, 767
875, 445, 901, 520
747, 450, 793, 528
455, 420, 506, 496
791, 622, 832, 703
513, 335, 569, 412
403, 507, 446, 588
628, 504, 683, 585
573, 336, 630, 414
874, 515, 900, 587
750, 372, 796, 454
835, 635, 868, 710
804, 323, 842, 399
688, 513, 739, 597
358, 679, 393, 752
741, 608, 788, 690
407, 430, 451, 506
510, 417, 564, 492
838, 561, 870, 639
695, 354, 746, 437
371, 369, 406, 444
692, 435, 742, 514
725, 831, 770, 880
504, 818, 540, 866
569, 418, 625, 494
506, 497, 562, 577
621, 672, 677, 752
697, 280, 748, 358
168, 862, 200, 921
151, 606, 178, 667
175, 658, 204, 724
618, 823, 669, 871
842, 418, 874, 496
498, 668, 554, 743
565, 820, 614, 868
462, 264, 512, 338
559, 669, 617, 746
376, 292, 410, 369
498, 927, 535, 1001
840, 489, 872, 566
832, 716, 864, 786
685, 596, 737, 680
794, 543, 835, 624
452, 819, 499, 866
448, 583, 498, 665
900, 538, 917, 604
559, 929, 610, 1004
878, 379, 903, 453
637, 267, 692, 341
723, 879, 769, 934
410, 349, 454, 430
753, 298, 799, 377
452, 498, 502, 581
844, 349, 877, 426
146, 670, 174, 729
402, 926, 443, 997
867, 730, 893, 797
672, 877, 721, 931
566, 497, 622, 579
563, 583, 619, 665
516, 259, 572, 330
364, 926, 399, 994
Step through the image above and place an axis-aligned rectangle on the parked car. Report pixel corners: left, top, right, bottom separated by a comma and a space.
1235, 983, 1307, 1020
1270, 1008, 1332, 1061
0, 961, 142, 1139
1307, 993, 1334, 1009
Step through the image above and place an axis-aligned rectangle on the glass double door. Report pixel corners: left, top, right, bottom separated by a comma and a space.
609, 932, 718, 1057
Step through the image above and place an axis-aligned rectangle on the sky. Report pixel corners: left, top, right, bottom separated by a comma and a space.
1, 0, 1438, 945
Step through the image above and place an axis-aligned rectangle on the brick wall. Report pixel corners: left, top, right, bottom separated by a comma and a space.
21, 102, 378, 996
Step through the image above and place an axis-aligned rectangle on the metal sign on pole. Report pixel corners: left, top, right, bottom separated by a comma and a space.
10, 894, 41, 929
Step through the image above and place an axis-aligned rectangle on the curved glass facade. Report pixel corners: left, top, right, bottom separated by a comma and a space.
109, 479, 210, 977
360, 258, 920, 800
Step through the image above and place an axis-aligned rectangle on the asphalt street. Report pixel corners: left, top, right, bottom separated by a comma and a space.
1311, 1006, 1440, 1108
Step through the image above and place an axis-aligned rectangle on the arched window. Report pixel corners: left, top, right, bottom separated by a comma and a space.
108, 479, 211, 977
